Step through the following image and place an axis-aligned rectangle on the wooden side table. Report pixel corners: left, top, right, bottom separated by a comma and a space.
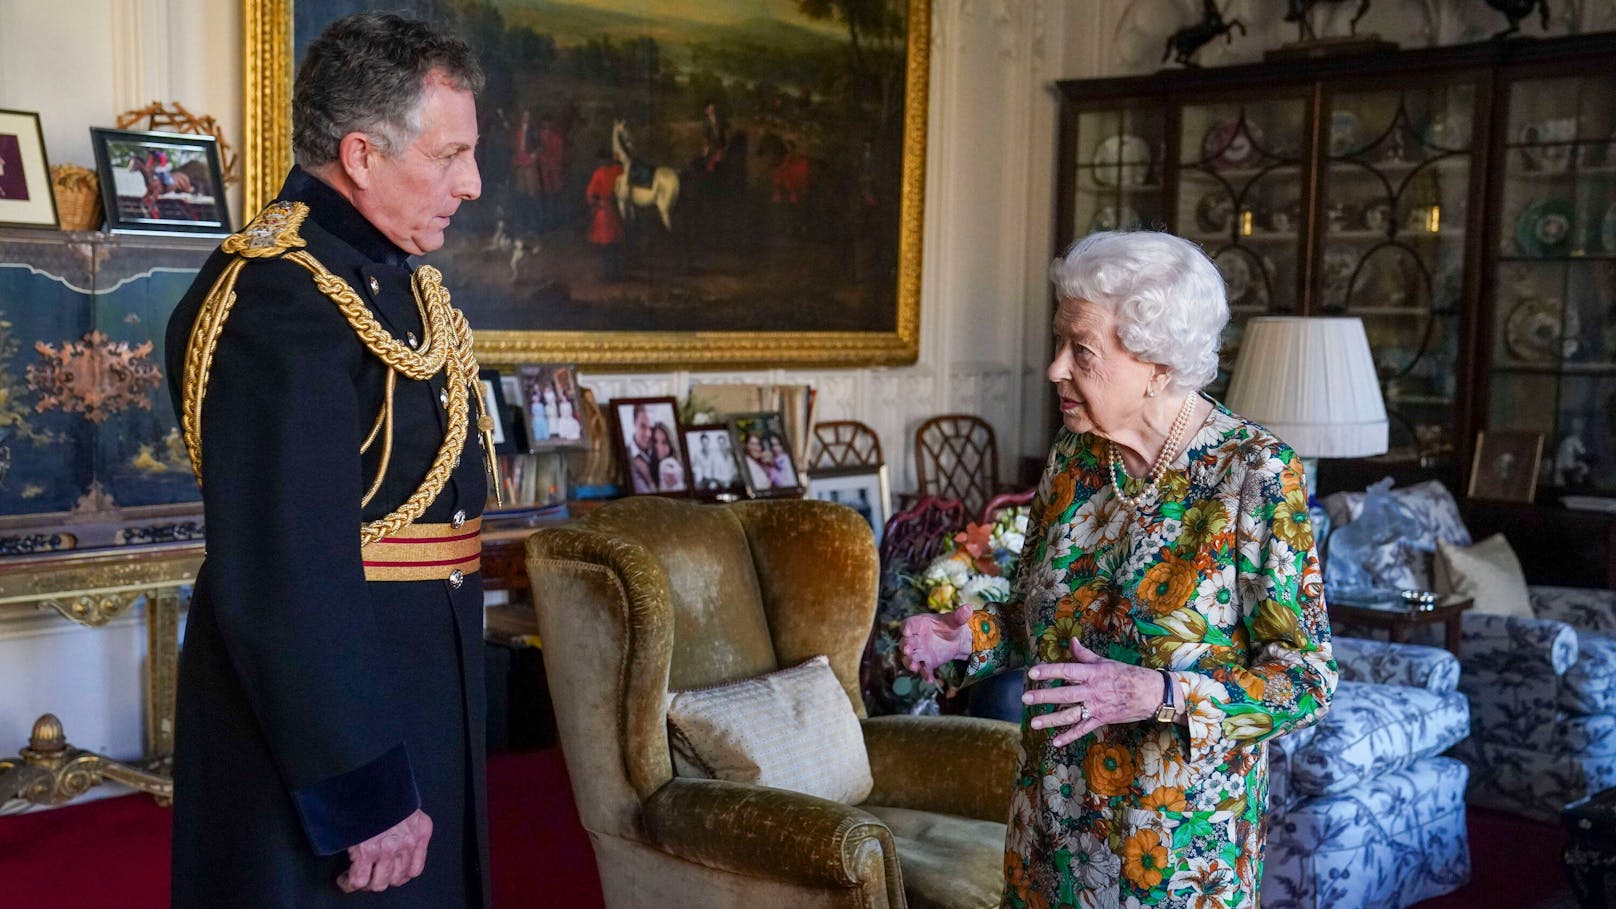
1327, 594, 1474, 656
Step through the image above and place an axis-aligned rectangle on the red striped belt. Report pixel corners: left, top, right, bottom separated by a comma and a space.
361, 517, 482, 582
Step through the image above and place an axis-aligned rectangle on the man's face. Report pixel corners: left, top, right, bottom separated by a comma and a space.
634, 410, 651, 448
356, 72, 481, 255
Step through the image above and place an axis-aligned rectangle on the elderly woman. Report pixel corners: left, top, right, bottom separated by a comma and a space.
902, 230, 1336, 908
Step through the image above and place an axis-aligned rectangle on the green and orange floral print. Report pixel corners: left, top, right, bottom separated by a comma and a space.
969, 400, 1337, 909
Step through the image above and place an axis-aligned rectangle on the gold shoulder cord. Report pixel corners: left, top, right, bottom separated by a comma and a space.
181, 201, 502, 547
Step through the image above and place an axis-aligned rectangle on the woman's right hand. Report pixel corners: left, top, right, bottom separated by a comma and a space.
900, 603, 974, 683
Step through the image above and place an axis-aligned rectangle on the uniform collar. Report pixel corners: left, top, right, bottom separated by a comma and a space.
275, 166, 412, 267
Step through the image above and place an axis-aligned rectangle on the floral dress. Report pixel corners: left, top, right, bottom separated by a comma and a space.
968, 401, 1337, 909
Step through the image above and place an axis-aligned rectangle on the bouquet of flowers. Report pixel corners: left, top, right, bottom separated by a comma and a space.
915, 508, 1029, 616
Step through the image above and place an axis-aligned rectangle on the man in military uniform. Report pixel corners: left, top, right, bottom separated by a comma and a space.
163, 13, 495, 906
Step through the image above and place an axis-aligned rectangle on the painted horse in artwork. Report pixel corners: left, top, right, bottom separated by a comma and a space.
610, 120, 680, 233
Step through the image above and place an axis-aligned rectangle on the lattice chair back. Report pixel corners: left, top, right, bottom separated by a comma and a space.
914, 414, 999, 518
808, 420, 884, 473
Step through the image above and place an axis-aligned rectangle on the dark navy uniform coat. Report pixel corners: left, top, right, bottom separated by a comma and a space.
164, 167, 488, 907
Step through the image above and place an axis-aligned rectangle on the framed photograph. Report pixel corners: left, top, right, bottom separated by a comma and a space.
517, 364, 588, 452
90, 127, 230, 236
478, 368, 518, 454
1468, 430, 1545, 503
682, 423, 745, 500
611, 396, 689, 496
730, 411, 803, 498
244, 0, 929, 369
807, 465, 891, 546
0, 109, 58, 229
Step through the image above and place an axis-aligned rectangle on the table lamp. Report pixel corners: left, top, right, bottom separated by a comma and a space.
1224, 316, 1389, 493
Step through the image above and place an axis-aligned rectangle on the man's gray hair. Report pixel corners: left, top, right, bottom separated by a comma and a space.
1049, 231, 1230, 393
292, 12, 484, 169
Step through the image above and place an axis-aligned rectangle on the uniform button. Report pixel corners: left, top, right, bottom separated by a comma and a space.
451, 509, 466, 529
439, 388, 449, 408
367, 275, 380, 294
406, 331, 418, 349
447, 569, 464, 590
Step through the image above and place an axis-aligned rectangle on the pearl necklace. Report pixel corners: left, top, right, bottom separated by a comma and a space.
1109, 394, 1197, 509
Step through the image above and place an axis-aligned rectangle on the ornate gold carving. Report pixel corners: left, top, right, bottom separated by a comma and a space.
241, 0, 928, 369
26, 332, 163, 424
39, 592, 137, 627
0, 714, 172, 806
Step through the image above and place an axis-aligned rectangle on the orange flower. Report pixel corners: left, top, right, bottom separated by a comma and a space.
1084, 741, 1137, 797
1046, 469, 1077, 522
971, 610, 1002, 651
953, 522, 1001, 574
1140, 786, 1186, 813
1235, 671, 1267, 700
1055, 594, 1080, 621
1280, 457, 1307, 497
1005, 850, 1030, 895
1123, 829, 1169, 890
1136, 556, 1198, 616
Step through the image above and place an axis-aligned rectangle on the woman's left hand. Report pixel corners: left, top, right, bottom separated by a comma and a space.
1021, 638, 1165, 748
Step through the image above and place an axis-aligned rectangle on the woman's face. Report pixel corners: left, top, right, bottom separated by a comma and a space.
768, 436, 785, 456
1047, 296, 1163, 438
745, 434, 766, 461
653, 425, 674, 459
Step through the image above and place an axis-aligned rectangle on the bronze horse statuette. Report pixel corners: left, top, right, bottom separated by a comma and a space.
1163, 0, 1247, 67
1284, 0, 1372, 41
1484, 0, 1552, 38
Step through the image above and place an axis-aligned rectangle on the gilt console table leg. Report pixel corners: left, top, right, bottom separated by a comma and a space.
145, 588, 181, 761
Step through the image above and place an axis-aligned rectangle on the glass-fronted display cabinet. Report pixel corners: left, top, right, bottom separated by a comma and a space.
1486, 68, 1616, 495
1054, 33, 1616, 497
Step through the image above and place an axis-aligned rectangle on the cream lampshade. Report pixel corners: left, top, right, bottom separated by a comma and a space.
1224, 317, 1388, 468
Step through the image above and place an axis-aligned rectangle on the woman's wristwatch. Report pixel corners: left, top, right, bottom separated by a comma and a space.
1154, 668, 1176, 722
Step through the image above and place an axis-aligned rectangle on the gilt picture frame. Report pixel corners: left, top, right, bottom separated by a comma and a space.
243, 0, 927, 369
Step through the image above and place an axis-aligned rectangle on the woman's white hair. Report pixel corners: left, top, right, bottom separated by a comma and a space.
1049, 230, 1229, 394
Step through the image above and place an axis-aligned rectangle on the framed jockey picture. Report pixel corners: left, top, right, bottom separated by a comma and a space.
0, 109, 58, 229
90, 127, 231, 236
245, 0, 929, 369
610, 396, 690, 496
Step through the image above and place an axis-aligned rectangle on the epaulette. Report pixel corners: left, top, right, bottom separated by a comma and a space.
219, 200, 309, 259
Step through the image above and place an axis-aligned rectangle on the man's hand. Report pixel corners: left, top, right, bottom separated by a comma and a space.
337, 809, 432, 894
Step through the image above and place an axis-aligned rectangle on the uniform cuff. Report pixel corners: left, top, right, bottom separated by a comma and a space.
291, 744, 420, 855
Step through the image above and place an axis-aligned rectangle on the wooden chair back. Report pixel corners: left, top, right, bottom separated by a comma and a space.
808, 420, 884, 473
914, 414, 999, 518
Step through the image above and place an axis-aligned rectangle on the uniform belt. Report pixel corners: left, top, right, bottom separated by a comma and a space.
361, 517, 482, 582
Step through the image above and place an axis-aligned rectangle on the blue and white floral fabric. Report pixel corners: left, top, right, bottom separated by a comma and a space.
1321, 481, 1616, 821
1262, 639, 1471, 909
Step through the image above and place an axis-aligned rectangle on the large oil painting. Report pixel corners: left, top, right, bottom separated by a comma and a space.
246, 0, 927, 368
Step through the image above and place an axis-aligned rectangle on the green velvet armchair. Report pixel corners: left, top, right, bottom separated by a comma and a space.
525, 496, 1018, 909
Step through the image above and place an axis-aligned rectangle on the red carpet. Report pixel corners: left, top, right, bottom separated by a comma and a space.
0, 754, 1568, 908
0, 748, 602, 908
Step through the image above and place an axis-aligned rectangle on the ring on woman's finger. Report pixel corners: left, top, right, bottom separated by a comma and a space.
1076, 701, 1089, 722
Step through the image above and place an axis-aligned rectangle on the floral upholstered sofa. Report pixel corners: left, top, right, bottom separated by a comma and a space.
1263, 637, 1472, 909
1322, 480, 1616, 821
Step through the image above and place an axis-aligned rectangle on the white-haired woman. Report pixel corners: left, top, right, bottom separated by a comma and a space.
902, 231, 1336, 908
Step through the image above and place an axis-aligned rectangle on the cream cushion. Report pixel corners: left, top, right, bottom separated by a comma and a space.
1433, 533, 1533, 619
666, 655, 873, 804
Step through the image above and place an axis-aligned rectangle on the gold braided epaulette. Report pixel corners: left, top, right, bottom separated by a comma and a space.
180, 199, 500, 546
220, 200, 309, 258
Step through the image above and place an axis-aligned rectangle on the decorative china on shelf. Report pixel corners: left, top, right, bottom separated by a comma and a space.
1505, 296, 1580, 362
1214, 251, 1274, 308
1321, 248, 1357, 310
1362, 201, 1394, 233
1421, 111, 1471, 151
1196, 191, 1235, 233
1329, 110, 1364, 157
1514, 197, 1575, 256
1089, 204, 1142, 233
1518, 117, 1578, 173
1092, 134, 1152, 187
1202, 117, 1263, 169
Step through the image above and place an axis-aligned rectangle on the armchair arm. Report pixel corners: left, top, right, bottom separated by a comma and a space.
642, 777, 900, 901
1530, 585, 1616, 634
861, 714, 1020, 823
1331, 637, 1460, 693
1459, 611, 1578, 680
